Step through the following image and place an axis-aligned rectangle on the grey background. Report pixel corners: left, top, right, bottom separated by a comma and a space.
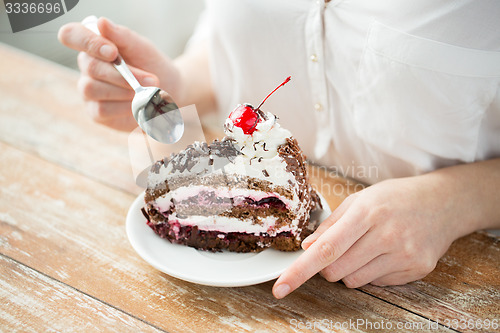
0, 0, 204, 68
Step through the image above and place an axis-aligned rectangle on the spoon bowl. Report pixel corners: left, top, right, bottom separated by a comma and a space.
132, 87, 184, 144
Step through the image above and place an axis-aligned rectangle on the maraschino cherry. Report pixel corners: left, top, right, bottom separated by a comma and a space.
228, 76, 291, 135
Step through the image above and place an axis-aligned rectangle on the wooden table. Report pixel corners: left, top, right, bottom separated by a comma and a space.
0, 43, 499, 332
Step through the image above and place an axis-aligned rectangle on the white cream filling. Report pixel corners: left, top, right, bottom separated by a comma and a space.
154, 195, 173, 212
168, 213, 296, 236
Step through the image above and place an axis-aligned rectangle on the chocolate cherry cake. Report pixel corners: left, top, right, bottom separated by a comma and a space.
142, 77, 322, 252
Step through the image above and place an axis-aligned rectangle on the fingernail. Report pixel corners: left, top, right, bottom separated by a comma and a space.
303, 234, 314, 243
274, 283, 290, 299
142, 77, 157, 86
100, 44, 114, 58
301, 235, 315, 250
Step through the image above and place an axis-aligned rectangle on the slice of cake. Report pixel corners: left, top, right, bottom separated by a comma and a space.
143, 77, 322, 252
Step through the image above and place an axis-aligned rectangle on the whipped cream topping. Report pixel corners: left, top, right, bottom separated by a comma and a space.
224, 107, 292, 159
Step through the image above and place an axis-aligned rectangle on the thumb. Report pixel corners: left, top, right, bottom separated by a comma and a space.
129, 66, 160, 87
97, 17, 166, 73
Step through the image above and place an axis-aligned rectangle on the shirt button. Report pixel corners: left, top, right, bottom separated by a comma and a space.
310, 54, 318, 62
314, 103, 323, 111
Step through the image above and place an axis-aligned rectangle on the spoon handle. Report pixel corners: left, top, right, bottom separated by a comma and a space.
82, 16, 141, 91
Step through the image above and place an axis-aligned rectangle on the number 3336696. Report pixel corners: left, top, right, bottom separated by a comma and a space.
5, 2, 61, 14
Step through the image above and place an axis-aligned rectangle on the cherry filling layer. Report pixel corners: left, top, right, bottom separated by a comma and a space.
242, 197, 287, 210
153, 188, 292, 217
161, 195, 289, 215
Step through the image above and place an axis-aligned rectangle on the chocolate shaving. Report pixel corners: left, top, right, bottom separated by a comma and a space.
141, 207, 149, 220
208, 158, 214, 166
249, 120, 259, 133
155, 137, 240, 174
262, 169, 269, 177
263, 142, 268, 152
256, 109, 268, 120
224, 122, 233, 133
258, 157, 263, 163
151, 160, 164, 174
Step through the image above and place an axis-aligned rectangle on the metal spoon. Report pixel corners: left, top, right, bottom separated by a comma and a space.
82, 16, 184, 144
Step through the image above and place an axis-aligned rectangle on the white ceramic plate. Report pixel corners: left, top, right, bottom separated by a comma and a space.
126, 192, 331, 287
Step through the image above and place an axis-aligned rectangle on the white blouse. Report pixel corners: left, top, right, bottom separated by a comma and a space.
191, 0, 500, 184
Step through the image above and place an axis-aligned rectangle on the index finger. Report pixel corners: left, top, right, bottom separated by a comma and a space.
58, 22, 118, 61
272, 208, 369, 299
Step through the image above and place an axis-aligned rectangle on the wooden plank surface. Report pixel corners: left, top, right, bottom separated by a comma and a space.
361, 232, 500, 333
0, 43, 140, 195
0, 255, 162, 333
1, 42, 499, 332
